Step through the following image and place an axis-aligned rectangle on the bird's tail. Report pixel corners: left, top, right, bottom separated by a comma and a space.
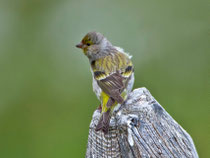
95, 109, 111, 134
95, 96, 124, 134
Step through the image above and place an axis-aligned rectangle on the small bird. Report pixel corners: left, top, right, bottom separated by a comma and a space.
76, 32, 134, 134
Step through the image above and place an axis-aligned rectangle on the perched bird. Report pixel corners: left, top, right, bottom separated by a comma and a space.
76, 32, 134, 134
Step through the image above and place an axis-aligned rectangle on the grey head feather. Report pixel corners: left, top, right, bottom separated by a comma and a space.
86, 32, 104, 45
85, 32, 115, 61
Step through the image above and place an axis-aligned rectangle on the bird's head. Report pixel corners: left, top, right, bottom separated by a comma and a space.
76, 32, 112, 60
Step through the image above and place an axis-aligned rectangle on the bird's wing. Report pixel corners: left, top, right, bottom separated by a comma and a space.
91, 52, 134, 104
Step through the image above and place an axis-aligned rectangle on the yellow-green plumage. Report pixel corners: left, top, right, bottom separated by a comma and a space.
93, 52, 132, 74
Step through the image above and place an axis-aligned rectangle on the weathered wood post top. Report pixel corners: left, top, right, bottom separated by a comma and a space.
86, 87, 198, 158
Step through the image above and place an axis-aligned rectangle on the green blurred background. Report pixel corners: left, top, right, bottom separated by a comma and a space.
0, 0, 209, 157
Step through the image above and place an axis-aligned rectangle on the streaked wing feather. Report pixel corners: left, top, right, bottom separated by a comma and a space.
97, 72, 124, 103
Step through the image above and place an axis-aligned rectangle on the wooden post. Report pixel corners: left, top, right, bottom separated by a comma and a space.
86, 88, 198, 158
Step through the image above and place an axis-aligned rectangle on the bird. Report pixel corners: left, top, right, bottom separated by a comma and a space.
76, 32, 134, 134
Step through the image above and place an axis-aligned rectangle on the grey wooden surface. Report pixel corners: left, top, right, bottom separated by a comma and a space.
86, 88, 198, 158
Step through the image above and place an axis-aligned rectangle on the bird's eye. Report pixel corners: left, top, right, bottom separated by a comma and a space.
87, 43, 90, 46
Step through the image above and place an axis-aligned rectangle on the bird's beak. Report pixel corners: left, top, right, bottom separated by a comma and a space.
76, 42, 83, 49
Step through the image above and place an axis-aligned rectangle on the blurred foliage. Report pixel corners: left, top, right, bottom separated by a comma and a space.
0, 0, 209, 157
